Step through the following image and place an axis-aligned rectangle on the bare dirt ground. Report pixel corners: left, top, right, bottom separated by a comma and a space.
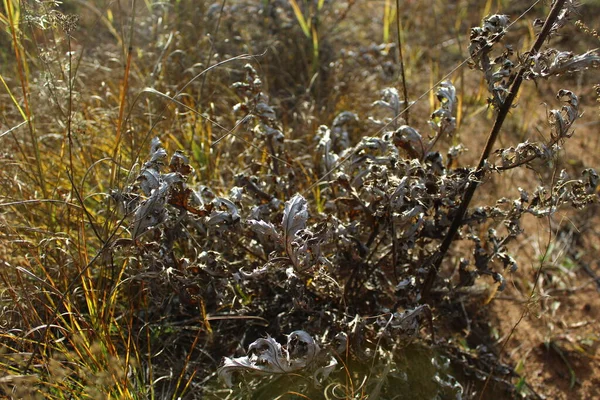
491, 216, 600, 399
483, 115, 600, 399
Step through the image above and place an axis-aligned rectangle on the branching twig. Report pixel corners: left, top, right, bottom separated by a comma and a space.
421, 0, 569, 302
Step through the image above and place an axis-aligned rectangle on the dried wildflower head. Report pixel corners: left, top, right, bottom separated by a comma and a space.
50, 10, 80, 34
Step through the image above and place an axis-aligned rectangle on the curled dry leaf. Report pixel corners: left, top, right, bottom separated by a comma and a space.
131, 183, 168, 239
282, 194, 309, 269
218, 330, 324, 387
247, 219, 281, 244
393, 125, 424, 159
429, 81, 457, 137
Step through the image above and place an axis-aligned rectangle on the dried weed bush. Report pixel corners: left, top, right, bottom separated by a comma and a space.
0, 0, 598, 399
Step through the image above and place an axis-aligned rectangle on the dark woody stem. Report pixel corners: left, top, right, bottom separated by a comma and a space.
420, 0, 568, 302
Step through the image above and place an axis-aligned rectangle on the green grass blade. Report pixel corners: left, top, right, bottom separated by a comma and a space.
288, 0, 311, 38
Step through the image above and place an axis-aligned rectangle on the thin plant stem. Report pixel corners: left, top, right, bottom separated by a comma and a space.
199, 0, 226, 102
396, 0, 409, 125
111, 0, 137, 188
6, 0, 47, 196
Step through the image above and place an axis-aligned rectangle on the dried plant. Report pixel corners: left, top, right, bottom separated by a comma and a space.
1, 0, 598, 399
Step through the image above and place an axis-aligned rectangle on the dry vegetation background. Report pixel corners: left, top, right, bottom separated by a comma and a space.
0, 0, 599, 399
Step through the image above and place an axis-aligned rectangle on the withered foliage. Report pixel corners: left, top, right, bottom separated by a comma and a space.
3, 1, 598, 399
103, 4, 599, 397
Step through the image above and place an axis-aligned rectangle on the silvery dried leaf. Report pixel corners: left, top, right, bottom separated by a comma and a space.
147, 137, 167, 165
395, 277, 416, 291
238, 264, 269, 279
206, 197, 240, 227
247, 219, 281, 243
262, 124, 283, 140
232, 102, 244, 113
558, 169, 569, 182
162, 172, 184, 186
287, 330, 320, 364
217, 357, 252, 387
138, 168, 161, 196
529, 49, 600, 78
229, 186, 244, 202
583, 168, 599, 193
400, 205, 423, 220
492, 272, 506, 291
390, 176, 408, 209
243, 63, 258, 77
482, 14, 509, 35
247, 337, 288, 371
256, 102, 276, 120
358, 136, 393, 153
429, 109, 456, 137
392, 125, 424, 159
448, 144, 467, 158
282, 194, 308, 267
549, 89, 580, 139
333, 332, 348, 354
498, 252, 518, 273
331, 111, 358, 150
491, 59, 513, 84
313, 357, 338, 387
435, 80, 457, 111
131, 183, 169, 239
547, 1, 579, 37
285, 266, 297, 280
425, 152, 445, 174
315, 125, 339, 173
169, 150, 192, 175
110, 189, 139, 215
373, 87, 402, 115
192, 186, 215, 207
218, 337, 284, 387
218, 330, 321, 387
